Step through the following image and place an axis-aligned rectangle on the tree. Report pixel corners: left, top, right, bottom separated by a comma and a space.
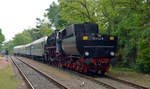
13, 30, 32, 46
59, 0, 98, 23
0, 28, 5, 48
39, 24, 53, 36
28, 28, 43, 41
45, 1, 67, 29
1, 40, 14, 54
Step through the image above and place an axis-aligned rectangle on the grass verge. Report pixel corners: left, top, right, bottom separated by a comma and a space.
0, 64, 21, 89
109, 67, 135, 75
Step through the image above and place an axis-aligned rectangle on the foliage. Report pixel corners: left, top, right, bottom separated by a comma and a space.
1, 40, 14, 54
0, 28, 5, 48
45, 2, 67, 29
136, 29, 150, 73
39, 24, 53, 36
13, 30, 32, 46
59, 0, 97, 23
29, 28, 43, 41
58, 0, 106, 31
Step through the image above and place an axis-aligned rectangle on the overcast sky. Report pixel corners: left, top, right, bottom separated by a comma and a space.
0, 0, 57, 41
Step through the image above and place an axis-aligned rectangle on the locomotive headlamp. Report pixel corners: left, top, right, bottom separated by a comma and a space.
110, 51, 115, 56
83, 36, 88, 40
85, 51, 89, 56
110, 36, 114, 40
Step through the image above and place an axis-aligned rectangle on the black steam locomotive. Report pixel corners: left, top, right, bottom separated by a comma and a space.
14, 23, 117, 75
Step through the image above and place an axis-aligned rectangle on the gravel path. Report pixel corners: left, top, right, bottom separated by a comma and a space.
12, 57, 61, 89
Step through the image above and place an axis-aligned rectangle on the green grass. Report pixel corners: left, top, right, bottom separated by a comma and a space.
110, 67, 134, 72
108, 66, 135, 76
0, 65, 21, 89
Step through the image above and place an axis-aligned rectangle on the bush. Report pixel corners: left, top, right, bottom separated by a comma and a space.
136, 37, 150, 73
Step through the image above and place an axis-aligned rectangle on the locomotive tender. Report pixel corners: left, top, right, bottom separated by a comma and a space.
14, 23, 117, 75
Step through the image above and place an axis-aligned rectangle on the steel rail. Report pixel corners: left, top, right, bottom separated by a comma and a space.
17, 56, 116, 89
70, 69, 149, 89
10, 56, 35, 89
106, 75, 149, 89
69, 68, 149, 89
15, 57, 68, 89
16, 56, 149, 89
68, 71, 116, 89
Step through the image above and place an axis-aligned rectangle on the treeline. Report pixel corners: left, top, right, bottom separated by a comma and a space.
2, 0, 150, 73
1, 20, 53, 53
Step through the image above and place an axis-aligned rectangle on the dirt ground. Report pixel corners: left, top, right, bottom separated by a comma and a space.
0, 56, 21, 89
0, 57, 10, 69
0, 56, 27, 89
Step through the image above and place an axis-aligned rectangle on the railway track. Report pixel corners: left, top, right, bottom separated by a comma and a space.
14, 56, 149, 89
105, 75, 149, 89
10, 56, 68, 89
69, 68, 149, 89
